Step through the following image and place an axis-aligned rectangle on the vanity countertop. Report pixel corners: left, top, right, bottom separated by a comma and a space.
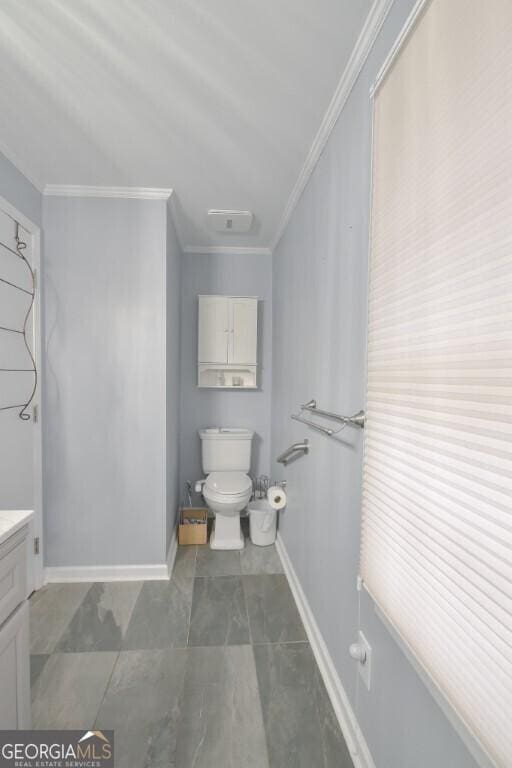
0, 510, 33, 547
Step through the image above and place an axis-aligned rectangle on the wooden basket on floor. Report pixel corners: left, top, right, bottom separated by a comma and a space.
178, 507, 208, 545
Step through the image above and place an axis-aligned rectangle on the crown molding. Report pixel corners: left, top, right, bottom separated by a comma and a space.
372, 0, 428, 96
43, 184, 173, 200
183, 245, 272, 257
271, 0, 395, 251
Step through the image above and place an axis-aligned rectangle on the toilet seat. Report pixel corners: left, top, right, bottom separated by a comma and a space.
204, 471, 252, 497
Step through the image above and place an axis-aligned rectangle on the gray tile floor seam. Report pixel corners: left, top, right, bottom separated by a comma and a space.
250, 643, 274, 768
117, 640, 307, 651
92, 650, 121, 728
193, 543, 198, 577
175, 547, 198, 648
185, 581, 194, 650
185, 586, 193, 649
252, 639, 311, 646
241, 572, 254, 646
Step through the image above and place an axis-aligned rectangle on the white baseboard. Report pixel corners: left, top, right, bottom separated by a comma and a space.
43, 531, 179, 584
166, 528, 178, 578
44, 562, 170, 583
275, 533, 376, 768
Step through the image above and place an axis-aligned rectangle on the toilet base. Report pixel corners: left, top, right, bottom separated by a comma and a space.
210, 517, 244, 550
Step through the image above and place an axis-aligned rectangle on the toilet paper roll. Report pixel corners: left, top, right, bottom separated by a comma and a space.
267, 485, 287, 510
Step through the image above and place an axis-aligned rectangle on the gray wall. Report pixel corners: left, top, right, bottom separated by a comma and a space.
179, 252, 272, 500
166, 208, 182, 547
271, 0, 478, 765
43, 196, 170, 566
0, 152, 41, 227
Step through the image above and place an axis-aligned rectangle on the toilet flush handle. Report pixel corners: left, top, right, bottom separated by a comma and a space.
195, 479, 206, 494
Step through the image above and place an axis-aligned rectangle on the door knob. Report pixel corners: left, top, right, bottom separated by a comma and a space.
349, 642, 367, 664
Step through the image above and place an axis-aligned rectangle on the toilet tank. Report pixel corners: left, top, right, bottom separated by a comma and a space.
199, 428, 254, 473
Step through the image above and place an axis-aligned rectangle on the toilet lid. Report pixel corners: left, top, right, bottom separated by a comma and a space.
205, 471, 252, 496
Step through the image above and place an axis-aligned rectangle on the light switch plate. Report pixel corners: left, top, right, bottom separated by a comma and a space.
358, 630, 372, 690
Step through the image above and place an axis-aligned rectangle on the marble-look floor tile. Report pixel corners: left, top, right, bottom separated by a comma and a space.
30, 583, 92, 654
31, 652, 118, 729
243, 575, 307, 643
195, 546, 241, 577
122, 578, 193, 650
176, 646, 269, 768
188, 576, 250, 647
30, 654, 49, 688
56, 582, 143, 652
172, 546, 197, 579
253, 643, 353, 768
240, 542, 284, 575
95, 649, 187, 768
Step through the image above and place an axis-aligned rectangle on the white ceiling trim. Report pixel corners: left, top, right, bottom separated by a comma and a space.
270, 0, 395, 251
43, 185, 173, 200
183, 245, 272, 257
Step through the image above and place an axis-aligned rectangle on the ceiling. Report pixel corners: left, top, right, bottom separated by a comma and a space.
0, 0, 372, 250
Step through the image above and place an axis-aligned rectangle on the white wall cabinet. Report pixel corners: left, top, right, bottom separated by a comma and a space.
198, 295, 258, 387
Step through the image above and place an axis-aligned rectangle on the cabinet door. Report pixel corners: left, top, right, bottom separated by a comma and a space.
0, 532, 26, 628
0, 601, 30, 728
229, 298, 257, 364
198, 297, 229, 363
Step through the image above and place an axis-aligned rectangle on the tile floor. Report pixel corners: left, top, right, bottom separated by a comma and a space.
29, 533, 353, 768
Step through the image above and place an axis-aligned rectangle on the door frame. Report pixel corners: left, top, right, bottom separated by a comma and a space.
0, 194, 43, 591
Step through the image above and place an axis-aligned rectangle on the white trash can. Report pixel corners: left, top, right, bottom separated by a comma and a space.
248, 499, 277, 546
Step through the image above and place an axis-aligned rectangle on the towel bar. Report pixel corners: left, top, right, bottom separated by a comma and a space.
301, 399, 365, 429
291, 413, 333, 436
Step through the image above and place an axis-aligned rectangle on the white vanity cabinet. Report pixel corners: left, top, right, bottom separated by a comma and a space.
198, 295, 258, 388
0, 518, 32, 729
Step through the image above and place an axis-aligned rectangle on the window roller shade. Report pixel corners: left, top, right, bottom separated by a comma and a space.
360, 1, 512, 766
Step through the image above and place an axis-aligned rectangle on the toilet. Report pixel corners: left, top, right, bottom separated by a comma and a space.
196, 428, 253, 550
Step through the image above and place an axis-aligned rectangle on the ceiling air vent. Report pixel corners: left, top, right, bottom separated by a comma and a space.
208, 209, 253, 233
